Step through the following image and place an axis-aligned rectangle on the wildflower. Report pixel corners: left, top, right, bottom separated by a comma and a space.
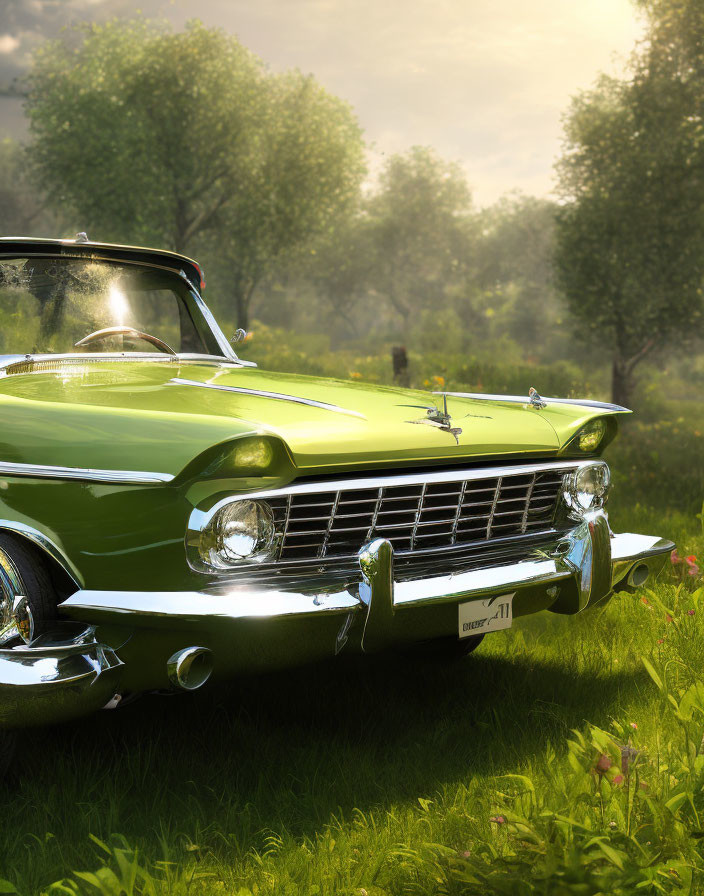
489, 815, 506, 825
608, 821, 617, 829
462, 850, 471, 858
349, 371, 363, 380
596, 754, 612, 772
675, 555, 701, 575
613, 774, 624, 785
640, 596, 650, 606
689, 609, 696, 616
665, 614, 673, 623
630, 722, 638, 730
657, 638, 665, 644
671, 549, 681, 565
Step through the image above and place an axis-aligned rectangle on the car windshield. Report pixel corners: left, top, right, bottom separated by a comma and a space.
0, 256, 225, 358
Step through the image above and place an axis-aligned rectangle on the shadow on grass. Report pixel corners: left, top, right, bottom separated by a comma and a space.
0, 642, 650, 882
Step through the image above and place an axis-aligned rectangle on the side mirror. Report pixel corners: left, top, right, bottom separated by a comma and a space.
231, 328, 247, 346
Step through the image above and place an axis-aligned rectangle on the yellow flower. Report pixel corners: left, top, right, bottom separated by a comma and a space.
349, 371, 363, 380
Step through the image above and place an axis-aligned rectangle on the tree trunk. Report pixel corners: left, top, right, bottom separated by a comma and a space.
234, 289, 250, 330
611, 355, 633, 408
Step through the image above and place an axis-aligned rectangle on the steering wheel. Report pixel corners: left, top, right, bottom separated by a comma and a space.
74, 326, 177, 356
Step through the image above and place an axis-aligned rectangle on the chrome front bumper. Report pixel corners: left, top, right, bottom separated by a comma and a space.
59, 512, 673, 646
0, 513, 673, 726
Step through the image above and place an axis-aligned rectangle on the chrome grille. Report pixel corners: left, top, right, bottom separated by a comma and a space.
264, 466, 569, 563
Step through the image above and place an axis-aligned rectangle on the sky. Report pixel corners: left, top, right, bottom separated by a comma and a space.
0, 0, 643, 207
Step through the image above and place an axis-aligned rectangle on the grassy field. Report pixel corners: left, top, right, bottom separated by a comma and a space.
0, 348, 703, 895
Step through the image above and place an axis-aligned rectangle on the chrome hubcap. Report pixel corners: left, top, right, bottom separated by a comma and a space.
0, 547, 34, 646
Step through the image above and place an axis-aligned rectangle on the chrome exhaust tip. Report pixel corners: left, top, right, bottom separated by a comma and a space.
167, 646, 213, 691
627, 563, 650, 589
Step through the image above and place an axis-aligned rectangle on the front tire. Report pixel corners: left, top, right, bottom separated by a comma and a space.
0, 534, 58, 642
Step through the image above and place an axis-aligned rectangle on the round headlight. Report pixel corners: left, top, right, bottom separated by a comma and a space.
203, 500, 277, 567
564, 462, 611, 513
576, 419, 607, 453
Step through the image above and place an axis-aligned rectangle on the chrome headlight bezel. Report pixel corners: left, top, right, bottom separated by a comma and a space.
562, 461, 611, 516
188, 498, 281, 572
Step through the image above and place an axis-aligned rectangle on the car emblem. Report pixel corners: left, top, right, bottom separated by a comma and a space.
400, 393, 463, 444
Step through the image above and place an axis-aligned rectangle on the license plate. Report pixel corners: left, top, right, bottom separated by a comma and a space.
458, 593, 514, 638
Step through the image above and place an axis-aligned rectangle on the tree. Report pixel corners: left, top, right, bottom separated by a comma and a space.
365, 147, 475, 333
0, 139, 61, 236
25, 20, 365, 326
299, 210, 376, 339
214, 71, 366, 329
477, 194, 563, 358
555, 3, 704, 407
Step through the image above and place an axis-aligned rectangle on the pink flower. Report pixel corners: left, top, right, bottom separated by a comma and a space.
613, 774, 624, 785
688, 565, 700, 577
489, 815, 506, 825
462, 850, 471, 858
688, 609, 696, 616
671, 549, 681, 565
657, 638, 665, 644
596, 754, 612, 772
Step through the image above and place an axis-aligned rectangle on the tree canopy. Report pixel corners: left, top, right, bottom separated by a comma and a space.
555, 0, 704, 406
26, 19, 365, 327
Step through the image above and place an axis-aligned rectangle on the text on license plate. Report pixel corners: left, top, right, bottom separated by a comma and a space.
458, 593, 515, 638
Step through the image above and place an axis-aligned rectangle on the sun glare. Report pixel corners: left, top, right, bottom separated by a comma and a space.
109, 283, 129, 324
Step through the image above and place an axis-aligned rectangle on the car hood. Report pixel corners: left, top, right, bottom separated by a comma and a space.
0, 360, 616, 478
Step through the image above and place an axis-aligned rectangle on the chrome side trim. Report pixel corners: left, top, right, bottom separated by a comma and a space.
0, 461, 173, 485
434, 391, 631, 413
169, 378, 367, 419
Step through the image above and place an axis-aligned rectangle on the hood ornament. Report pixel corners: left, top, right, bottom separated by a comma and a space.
528, 387, 547, 409
400, 393, 463, 444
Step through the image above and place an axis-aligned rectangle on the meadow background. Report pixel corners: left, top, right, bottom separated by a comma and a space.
1, 0, 704, 892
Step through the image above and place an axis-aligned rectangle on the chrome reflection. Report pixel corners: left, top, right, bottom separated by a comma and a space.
0, 546, 32, 646
60, 528, 675, 631
0, 623, 124, 728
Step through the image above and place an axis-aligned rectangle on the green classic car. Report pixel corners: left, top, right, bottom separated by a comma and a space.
0, 236, 672, 731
